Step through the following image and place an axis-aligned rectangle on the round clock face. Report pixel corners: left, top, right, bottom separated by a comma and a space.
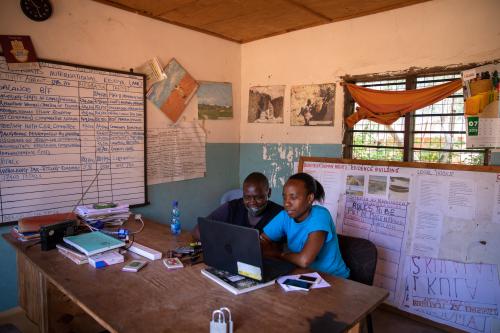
20, 0, 52, 22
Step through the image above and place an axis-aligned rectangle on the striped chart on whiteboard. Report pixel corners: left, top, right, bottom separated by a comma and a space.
0, 56, 146, 223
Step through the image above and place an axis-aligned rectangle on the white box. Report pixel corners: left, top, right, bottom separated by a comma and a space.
89, 250, 124, 268
128, 243, 162, 260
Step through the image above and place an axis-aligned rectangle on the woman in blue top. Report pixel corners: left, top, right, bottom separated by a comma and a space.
261, 173, 350, 278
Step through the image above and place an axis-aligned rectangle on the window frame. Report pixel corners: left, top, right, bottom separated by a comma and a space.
342, 67, 490, 166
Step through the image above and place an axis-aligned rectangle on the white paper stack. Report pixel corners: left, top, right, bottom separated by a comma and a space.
76, 203, 130, 226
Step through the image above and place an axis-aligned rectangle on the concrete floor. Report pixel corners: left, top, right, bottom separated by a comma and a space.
370, 308, 448, 333
0, 306, 450, 333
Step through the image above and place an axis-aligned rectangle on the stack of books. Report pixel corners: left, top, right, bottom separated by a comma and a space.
57, 231, 126, 267
10, 226, 40, 242
56, 243, 88, 265
76, 203, 130, 227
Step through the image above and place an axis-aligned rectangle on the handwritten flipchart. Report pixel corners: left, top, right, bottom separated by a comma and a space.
340, 196, 409, 302
403, 256, 500, 333
0, 56, 146, 223
300, 158, 500, 332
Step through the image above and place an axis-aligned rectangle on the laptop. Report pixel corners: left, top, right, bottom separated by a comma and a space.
198, 217, 295, 282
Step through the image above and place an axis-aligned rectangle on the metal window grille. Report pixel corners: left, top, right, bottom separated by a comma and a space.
346, 74, 486, 165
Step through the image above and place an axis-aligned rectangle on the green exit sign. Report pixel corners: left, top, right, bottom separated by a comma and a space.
467, 117, 479, 136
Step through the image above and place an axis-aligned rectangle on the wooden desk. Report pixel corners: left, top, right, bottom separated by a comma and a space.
3, 219, 388, 333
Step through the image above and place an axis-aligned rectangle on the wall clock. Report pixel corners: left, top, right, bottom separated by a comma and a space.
20, 0, 52, 22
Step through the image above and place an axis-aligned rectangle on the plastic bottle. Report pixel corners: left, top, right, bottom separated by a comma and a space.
170, 200, 181, 235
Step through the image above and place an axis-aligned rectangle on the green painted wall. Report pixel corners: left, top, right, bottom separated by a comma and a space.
0, 143, 240, 311
239, 143, 343, 204
134, 143, 240, 231
0, 225, 18, 311
1, 143, 499, 312
491, 151, 500, 165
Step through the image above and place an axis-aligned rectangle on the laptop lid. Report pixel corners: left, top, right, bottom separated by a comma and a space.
198, 217, 265, 280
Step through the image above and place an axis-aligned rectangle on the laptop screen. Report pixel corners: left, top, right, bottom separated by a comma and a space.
198, 217, 265, 280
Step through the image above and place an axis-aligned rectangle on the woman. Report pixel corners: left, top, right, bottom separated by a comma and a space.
261, 173, 349, 278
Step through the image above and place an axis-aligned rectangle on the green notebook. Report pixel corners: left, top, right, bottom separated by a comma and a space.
63, 232, 125, 256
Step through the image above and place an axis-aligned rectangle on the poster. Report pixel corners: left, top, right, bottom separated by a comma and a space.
402, 256, 500, 333
197, 81, 233, 120
0, 35, 39, 70
290, 83, 335, 126
147, 58, 198, 123
248, 85, 284, 123
463, 64, 500, 148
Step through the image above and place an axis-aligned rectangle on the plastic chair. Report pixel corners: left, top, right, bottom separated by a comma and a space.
338, 234, 378, 333
220, 189, 243, 205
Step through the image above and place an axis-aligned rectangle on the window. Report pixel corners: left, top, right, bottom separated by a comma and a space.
344, 73, 487, 165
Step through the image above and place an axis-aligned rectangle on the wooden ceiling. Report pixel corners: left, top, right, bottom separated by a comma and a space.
94, 0, 430, 43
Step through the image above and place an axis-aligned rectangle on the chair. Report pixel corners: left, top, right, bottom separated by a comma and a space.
0, 323, 22, 333
219, 189, 243, 204
338, 234, 378, 333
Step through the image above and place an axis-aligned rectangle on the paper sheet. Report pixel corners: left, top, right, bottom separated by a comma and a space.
147, 122, 206, 184
446, 179, 476, 220
402, 256, 500, 333
493, 181, 500, 224
411, 209, 444, 258
340, 195, 410, 302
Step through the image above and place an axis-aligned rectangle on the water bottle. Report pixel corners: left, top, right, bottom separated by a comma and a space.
170, 200, 181, 235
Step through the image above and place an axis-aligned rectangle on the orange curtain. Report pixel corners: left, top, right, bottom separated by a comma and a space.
345, 79, 462, 128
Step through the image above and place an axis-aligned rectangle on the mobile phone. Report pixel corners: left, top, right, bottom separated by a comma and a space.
297, 275, 320, 284
122, 260, 147, 272
282, 278, 313, 290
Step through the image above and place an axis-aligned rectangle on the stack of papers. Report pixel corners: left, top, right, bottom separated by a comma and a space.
76, 203, 130, 227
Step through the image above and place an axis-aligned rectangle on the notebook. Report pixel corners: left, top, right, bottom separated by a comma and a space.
198, 217, 295, 282
63, 231, 125, 256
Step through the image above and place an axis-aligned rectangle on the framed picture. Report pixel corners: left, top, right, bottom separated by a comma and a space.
248, 85, 285, 124
290, 83, 335, 126
197, 81, 233, 120
147, 58, 198, 123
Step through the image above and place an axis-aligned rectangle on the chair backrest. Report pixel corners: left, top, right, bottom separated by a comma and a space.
220, 189, 243, 205
337, 234, 377, 286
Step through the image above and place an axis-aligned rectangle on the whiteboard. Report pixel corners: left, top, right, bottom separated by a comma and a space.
0, 56, 147, 223
300, 157, 500, 333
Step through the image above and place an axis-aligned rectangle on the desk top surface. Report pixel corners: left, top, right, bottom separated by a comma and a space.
4, 219, 388, 333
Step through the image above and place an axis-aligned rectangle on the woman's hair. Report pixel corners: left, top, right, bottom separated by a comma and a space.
288, 172, 325, 203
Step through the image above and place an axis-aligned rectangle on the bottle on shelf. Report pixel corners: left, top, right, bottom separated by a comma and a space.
170, 200, 181, 235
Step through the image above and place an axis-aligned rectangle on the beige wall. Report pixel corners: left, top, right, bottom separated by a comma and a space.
240, 0, 500, 144
0, 0, 241, 143
2, 0, 500, 145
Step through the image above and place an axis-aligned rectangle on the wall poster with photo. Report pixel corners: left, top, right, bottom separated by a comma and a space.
147, 58, 199, 123
248, 85, 284, 124
290, 83, 335, 126
197, 81, 233, 120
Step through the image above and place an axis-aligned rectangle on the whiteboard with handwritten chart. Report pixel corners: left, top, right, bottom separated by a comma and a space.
0, 56, 147, 223
300, 157, 500, 333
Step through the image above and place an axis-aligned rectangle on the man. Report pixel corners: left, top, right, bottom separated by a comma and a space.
192, 172, 283, 240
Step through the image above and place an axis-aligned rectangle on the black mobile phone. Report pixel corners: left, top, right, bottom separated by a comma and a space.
282, 278, 313, 290
297, 275, 320, 284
